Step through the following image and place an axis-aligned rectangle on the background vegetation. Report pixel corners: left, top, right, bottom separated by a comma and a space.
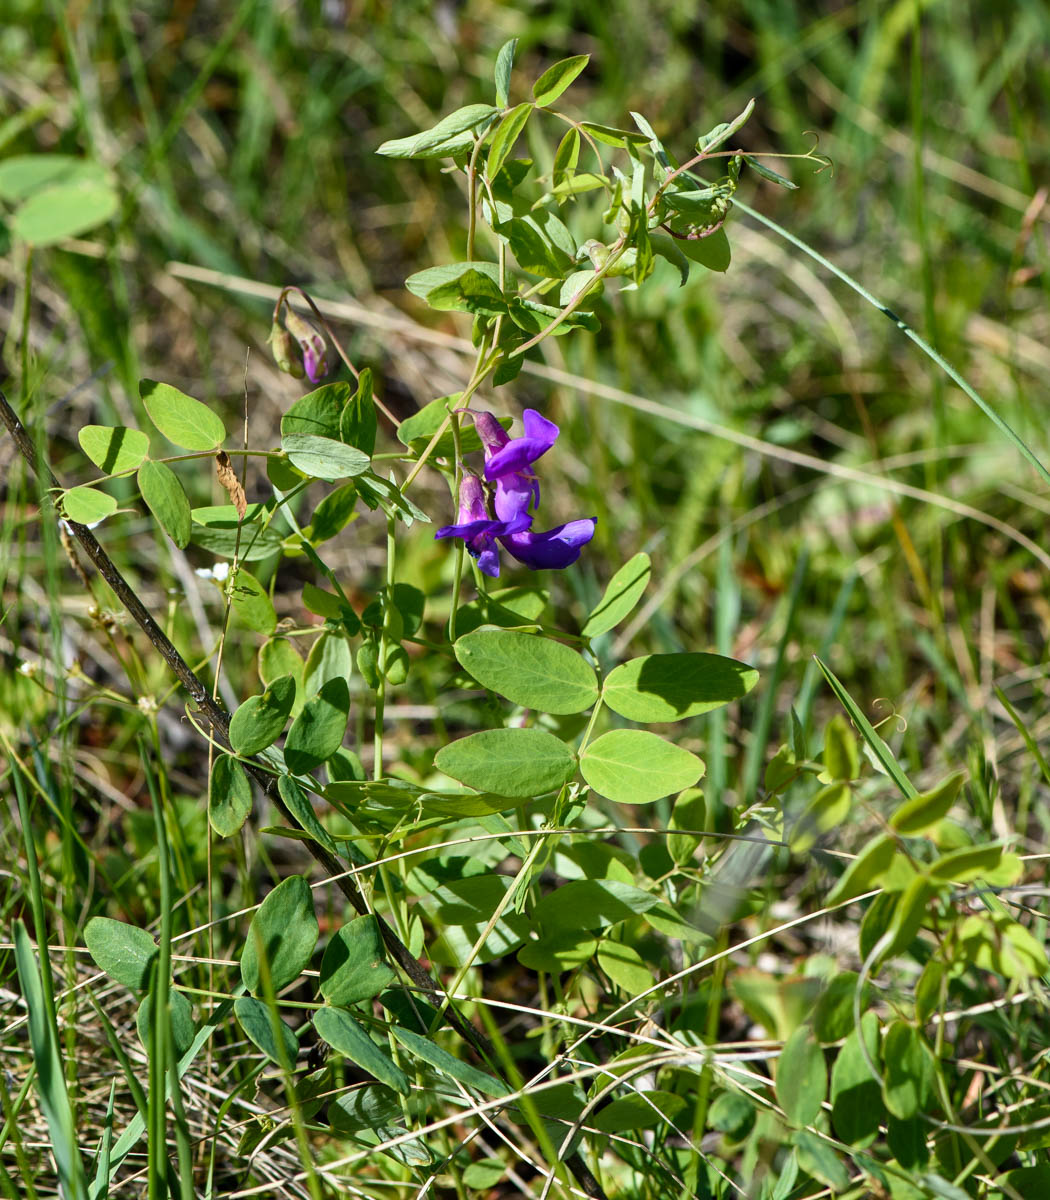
4, 2, 1050, 1197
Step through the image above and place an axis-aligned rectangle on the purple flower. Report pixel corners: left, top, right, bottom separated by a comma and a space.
283, 309, 329, 384
473, 409, 558, 522
434, 474, 529, 578
435, 409, 596, 575
501, 518, 597, 570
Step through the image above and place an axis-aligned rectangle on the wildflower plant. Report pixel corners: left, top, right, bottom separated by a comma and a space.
10, 35, 1040, 1200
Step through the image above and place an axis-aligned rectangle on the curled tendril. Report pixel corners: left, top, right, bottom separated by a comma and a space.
871, 698, 908, 734
801, 131, 834, 176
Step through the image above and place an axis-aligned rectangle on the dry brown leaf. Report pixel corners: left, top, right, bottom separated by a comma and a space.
215, 450, 247, 520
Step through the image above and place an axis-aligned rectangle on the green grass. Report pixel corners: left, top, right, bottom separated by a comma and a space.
4, 3, 1050, 1197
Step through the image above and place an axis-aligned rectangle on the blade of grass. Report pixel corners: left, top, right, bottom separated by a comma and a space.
733, 197, 1050, 489
813, 656, 917, 798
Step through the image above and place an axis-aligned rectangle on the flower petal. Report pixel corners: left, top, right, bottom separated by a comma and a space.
501, 517, 596, 570
483, 408, 559, 480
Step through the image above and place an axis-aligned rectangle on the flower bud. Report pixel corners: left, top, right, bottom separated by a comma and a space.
283, 309, 329, 383
268, 322, 305, 378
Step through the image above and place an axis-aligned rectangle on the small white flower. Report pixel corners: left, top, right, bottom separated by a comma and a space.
195, 562, 231, 583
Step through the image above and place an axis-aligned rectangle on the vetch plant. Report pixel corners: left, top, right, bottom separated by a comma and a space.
19, 34, 1039, 1200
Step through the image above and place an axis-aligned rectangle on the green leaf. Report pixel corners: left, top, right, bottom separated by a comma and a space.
312, 1007, 409, 1093
497, 213, 575, 276
84, 917, 157, 992
830, 1011, 883, 1146
593, 1091, 686, 1133
354, 470, 431, 526
426, 268, 509, 315
793, 1129, 849, 1192
678, 227, 732, 273
61, 485, 116, 525
136, 460, 191, 548
319, 915, 395, 1006
136, 989, 195, 1058
552, 127, 581, 190
1000, 1167, 1050, 1198
78, 425, 149, 474
139, 379, 226, 451
696, 99, 755, 152
487, 102, 532, 178
826, 834, 896, 904
283, 677, 350, 775
464, 1160, 505, 1190
225, 568, 276, 635
278, 774, 337, 854
650, 233, 691, 285
928, 843, 1002, 882
494, 38, 517, 107
708, 1091, 756, 1140
890, 773, 965, 836
240, 875, 318, 995
517, 929, 597, 973
454, 629, 598, 714
281, 382, 350, 440
12, 177, 118, 245
190, 521, 283, 561
234, 995, 298, 1066
744, 155, 798, 189
579, 121, 649, 148
328, 1085, 403, 1133
391, 1026, 509, 1096
777, 1026, 827, 1127
303, 631, 353, 696
580, 730, 703, 804
668, 788, 706, 865
813, 972, 868, 1044
602, 652, 757, 722
597, 940, 655, 993
822, 715, 860, 781
790, 782, 852, 854
581, 553, 651, 638
308, 483, 358, 544
434, 728, 576, 798
882, 1021, 934, 1119
532, 55, 590, 107
0, 153, 108, 201
533, 879, 663, 933
209, 754, 253, 837
404, 262, 502, 305
282, 433, 370, 481
377, 103, 497, 158
229, 675, 298, 756
340, 368, 376, 456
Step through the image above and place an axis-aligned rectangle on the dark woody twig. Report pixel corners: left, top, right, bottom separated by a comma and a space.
0, 387, 609, 1200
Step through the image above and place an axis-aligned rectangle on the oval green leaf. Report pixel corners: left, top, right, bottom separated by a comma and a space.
78, 425, 150, 474
228, 674, 297, 756
532, 54, 590, 107
137, 460, 192, 548
234, 995, 299, 1066
454, 629, 598, 714
220, 567, 275, 635
487, 101, 532, 178
209, 753, 252, 837
277, 774, 337, 854
282, 433, 370, 481
777, 1026, 827, 1127
679, 227, 731, 273
593, 1091, 686, 1133
283, 677, 350, 775
12, 178, 119, 245
319, 915, 395, 1007
61, 485, 116, 526
240, 874, 318, 995
136, 989, 194, 1057
602, 652, 757, 722
140, 378, 226, 451
84, 917, 158, 992
434, 728, 576, 798
581, 552, 651, 638
391, 1026, 508, 1097
312, 1006, 409, 1093
580, 729, 703, 804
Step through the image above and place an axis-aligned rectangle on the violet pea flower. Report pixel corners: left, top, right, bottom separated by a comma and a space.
472, 409, 559, 522
283, 309, 329, 384
500, 518, 597, 570
434, 474, 529, 578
